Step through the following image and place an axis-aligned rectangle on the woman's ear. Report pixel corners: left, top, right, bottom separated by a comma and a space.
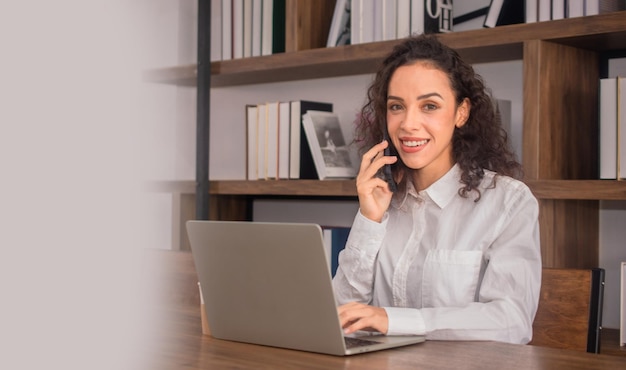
455, 98, 470, 128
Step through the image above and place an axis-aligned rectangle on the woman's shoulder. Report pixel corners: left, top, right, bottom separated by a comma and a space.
480, 170, 535, 200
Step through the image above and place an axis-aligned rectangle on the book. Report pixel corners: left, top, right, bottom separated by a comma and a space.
587, 0, 626, 16
484, 0, 525, 28
526, 0, 538, 23
233, 0, 244, 59
411, 0, 453, 34
621, 261, 626, 346
327, 0, 351, 47
243, 0, 253, 58
616, 77, 626, 179
538, 0, 551, 21
257, 103, 267, 179
397, 0, 411, 38
211, 0, 222, 61
251, 0, 262, 57
302, 111, 357, 180
289, 100, 333, 179
278, 101, 291, 179
221, 0, 233, 60
246, 104, 259, 180
272, 0, 286, 53
266, 102, 279, 179
261, 0, 273, 55
599, 77, 618, 179
566, 0, 585, 18
452, 0, 491, 32
382, 0, 396, 41
351, 0, 360, 44
552, 0, 565, 20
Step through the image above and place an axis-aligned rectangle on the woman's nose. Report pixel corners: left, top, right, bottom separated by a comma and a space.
400, 106, 422, 130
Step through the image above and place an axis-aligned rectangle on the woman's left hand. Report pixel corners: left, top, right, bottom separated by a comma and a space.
337, 302, 389, 335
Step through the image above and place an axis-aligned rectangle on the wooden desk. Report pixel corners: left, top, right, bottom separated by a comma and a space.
141, 305, 626, 370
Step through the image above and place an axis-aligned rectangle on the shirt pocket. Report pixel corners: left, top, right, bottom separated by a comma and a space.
422, 249, 483, 308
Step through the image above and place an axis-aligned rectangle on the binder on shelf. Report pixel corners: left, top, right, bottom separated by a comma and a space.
289, 100, 333, 179
272, 0, 286, 54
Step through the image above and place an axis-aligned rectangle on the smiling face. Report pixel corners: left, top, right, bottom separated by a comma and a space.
386, 62, 469, 190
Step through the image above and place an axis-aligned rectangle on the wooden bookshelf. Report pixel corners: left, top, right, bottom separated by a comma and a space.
145, 11, 626, 87
146, 10, 626, 269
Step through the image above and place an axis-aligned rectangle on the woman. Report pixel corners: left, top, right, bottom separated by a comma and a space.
332, 34, 541, 344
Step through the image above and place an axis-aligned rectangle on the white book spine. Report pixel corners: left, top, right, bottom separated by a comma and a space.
278, 101, 291, 179
221, 0, 233, 60
233, 0, 244, 59
261, 0, 273, 55
396, 0, 410, 38
243, 0, 253, 58
484, 0, 505, 28
619, 262, 626, 347
382, 0, 397, 41
526, 0, 538, 22
552, 0, 565, 19
289, 101, 301, 179
617, 77, 626, 179
409, 0, 423, 35
266, 102, 279, 179
351, 0, 362, 44
246, 105, 258, 180
567, 0, 585, 18
585, 0, 600, 15
211, 0, 222, 61
538, 0, 551, 21
600, 77, 618, 179
257, 103, 267, 179
361, 0, 375, 43
252, 0, 262, 57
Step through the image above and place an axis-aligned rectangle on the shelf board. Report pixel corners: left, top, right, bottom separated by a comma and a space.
144, 11, 626, 87
525, 180, 626, 200
146, 179, 626, 200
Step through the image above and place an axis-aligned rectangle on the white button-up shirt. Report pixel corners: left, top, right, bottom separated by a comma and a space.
332, 164, 541, 344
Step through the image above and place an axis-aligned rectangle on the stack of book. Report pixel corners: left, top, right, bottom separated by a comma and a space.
245, 100, 357, 181
210, 0, 285, 61
526, 0, 624, 23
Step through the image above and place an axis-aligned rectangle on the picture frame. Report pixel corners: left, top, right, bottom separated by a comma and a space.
302, 110, 356, 180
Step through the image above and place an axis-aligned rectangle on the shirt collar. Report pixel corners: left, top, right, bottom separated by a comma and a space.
393, 164, 461, 210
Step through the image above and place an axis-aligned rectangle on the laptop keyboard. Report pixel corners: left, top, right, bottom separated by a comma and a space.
344, 336, 379, 349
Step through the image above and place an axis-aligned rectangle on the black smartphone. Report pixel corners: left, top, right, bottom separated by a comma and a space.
382, 131, 398, 193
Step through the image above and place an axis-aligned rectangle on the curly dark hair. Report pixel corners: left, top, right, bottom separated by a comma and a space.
354, 34, 522, 200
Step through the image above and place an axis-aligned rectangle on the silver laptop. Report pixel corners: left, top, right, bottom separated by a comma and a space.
186, 220, 425, 356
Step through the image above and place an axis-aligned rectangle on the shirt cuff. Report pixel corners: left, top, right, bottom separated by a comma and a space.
383, 307, 426, 336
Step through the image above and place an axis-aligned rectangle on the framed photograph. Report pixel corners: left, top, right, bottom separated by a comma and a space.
302, 110, 356, 180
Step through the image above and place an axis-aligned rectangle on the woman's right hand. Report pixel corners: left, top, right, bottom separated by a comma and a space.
356, 140, 398, 223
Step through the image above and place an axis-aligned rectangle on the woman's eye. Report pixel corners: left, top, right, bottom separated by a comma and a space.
423, 103, 437, 111
388, 103, 403, 112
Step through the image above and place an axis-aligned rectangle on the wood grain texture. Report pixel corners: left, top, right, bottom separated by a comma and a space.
531, 268, 593, 351
285, 0, 336, 53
